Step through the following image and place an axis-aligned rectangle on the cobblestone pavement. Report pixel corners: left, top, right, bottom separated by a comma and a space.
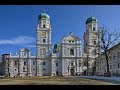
0, 76, 117, 85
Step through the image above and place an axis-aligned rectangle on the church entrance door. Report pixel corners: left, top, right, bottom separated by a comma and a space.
70, 68, 74, 76
56, 71, 58, 76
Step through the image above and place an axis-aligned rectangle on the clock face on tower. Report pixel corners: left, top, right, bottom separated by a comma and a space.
41, 32, 46, 37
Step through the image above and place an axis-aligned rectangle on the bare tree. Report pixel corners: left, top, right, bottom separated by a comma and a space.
83, 52, 90, 76
99, 26, 120, 77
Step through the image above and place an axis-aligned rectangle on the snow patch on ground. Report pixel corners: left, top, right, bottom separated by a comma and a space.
79, 76, 120, 82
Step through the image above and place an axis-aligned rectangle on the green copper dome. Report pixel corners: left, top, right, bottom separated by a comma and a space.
86, 16, 97, 25
38, 13, 50, 19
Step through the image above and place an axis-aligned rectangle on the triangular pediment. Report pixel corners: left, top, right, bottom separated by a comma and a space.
64, 36, 75, 41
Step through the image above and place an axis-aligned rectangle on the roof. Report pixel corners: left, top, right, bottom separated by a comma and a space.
98, 43, 120, 56
86, 16, 97, 25
38, 13, 50, 20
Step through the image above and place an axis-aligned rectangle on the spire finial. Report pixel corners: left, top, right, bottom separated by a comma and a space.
70, 32, 73, 35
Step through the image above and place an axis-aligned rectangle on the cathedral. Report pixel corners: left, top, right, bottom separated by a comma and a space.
0, 13, 100, 77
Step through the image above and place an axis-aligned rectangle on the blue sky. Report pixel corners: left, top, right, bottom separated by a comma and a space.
0, 5, 120, 55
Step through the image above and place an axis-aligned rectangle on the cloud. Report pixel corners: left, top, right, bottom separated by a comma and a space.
0, 36, 35, 45
25, 45, 36, 48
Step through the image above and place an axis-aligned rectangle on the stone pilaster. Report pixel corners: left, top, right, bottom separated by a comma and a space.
27, 59, 32, 76
19, 49, 24, 77
36, 59, 42, 76
19, 60, 23, 77
9, 59, 14, 77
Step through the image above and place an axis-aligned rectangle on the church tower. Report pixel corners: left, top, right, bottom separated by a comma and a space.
36, 13, 52, 76
84, 16, 100, 75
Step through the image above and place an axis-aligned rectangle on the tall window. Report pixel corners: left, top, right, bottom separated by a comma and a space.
118, 52, 120, 58
24, 62, 26, 66
110, 65, 112, 69
56, 63, 58, 66
23, 67, 26, 72
43, 62, 45, 65
33, 62, 35, 65
42, 48, 46, 55
118, 63, 120, 69
93, 41, 96, 44
70, 49, 74, 55
113, 54, 116, 59
43, 39, 46, 43
71, 63, 73, 66
93, 27, 96, 31
43, 24, 45, 28
113, 64, 115, 69
15, 61, 17, 66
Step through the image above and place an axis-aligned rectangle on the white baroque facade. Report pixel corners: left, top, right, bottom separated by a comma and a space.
51, 32, 83, 76
0, 13, 101, 77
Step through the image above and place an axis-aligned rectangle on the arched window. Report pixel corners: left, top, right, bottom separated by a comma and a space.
70, 49, 74, 55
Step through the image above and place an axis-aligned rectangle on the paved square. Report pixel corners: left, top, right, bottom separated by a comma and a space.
0, 76, 116, 85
